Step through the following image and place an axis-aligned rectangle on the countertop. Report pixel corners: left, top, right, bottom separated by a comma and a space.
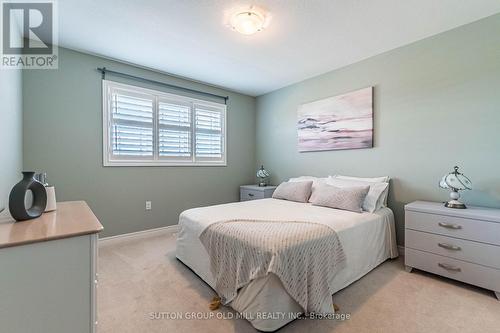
0, 201, 103, 249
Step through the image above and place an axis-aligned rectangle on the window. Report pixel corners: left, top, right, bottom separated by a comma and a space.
102, 80, 226, 166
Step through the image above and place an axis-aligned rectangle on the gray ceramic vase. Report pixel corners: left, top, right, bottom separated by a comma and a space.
9, 171, 47, 221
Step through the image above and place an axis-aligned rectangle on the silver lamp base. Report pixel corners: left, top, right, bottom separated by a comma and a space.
258, 181, 267, 187
444, 200, 466, 209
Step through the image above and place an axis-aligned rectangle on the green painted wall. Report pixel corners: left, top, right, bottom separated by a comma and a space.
23, 47, 256, 237
256, 14, 500, 245
0, 69, 23, 211
21, 14, 500, 243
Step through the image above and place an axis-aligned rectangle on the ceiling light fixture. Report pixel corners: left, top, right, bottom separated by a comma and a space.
229, 8, 267, 35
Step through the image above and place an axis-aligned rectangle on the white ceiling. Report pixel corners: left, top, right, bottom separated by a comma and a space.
58, 0, 500, 96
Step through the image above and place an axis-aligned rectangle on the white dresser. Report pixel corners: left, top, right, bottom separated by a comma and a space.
405, 201, 500, 300
240, 185, 277, 201
0, 201, 103, 332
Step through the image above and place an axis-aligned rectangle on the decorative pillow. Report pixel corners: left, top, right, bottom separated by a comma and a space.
272, 181, 313, 203
310, 183, 369, 213
331, 175, 390, 207
326, 177, 388, 213
288, 176, 327, 203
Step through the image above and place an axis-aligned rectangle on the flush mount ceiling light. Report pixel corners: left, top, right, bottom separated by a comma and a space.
229, 8, 268, 35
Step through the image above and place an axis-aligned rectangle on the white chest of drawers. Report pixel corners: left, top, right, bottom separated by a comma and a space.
0, 201, 103, 332
240, 185, 277, 201
405, 201, 500, 300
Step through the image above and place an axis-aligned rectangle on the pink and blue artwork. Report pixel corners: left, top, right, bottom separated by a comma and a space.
297, 87, 373, 152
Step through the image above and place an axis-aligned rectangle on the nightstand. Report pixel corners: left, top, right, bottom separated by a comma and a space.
240, 185, 277, 201
405, 201, 500, 300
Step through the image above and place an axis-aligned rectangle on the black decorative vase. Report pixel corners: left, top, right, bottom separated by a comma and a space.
9, 171, 47, 221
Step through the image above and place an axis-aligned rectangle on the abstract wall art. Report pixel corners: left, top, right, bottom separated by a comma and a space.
297, 87, 373, 152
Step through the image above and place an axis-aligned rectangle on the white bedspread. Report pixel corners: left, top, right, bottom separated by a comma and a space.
176, 198, 398, 331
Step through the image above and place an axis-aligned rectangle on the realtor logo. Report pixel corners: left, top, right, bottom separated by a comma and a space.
1, 0, 58, 69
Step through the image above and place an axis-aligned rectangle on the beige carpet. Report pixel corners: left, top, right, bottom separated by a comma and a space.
98, 231, 500, 333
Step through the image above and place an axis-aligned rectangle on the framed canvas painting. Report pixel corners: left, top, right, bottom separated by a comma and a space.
297, 87, 373, 152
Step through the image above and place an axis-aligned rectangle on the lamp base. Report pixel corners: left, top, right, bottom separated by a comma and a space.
258, 181, 267, 187
444, 200, 467, 209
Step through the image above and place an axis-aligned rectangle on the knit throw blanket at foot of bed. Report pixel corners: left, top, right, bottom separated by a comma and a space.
199, 219, 346, 314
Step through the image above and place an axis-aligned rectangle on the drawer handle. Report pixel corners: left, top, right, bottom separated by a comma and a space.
438, 263, 461, 272
438, 222, 462, 230
248, 193, 254, 197
438, 243, 461, 251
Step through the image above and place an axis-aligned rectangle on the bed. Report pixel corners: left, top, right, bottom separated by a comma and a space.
176, 198, 398, 331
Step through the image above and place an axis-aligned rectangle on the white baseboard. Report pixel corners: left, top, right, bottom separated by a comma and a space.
99, 225, 180, 247
99, 226, 407, 255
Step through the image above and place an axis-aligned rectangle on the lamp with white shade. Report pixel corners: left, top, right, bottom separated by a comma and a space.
439, 166, 472, 209
256, 165, 270, 187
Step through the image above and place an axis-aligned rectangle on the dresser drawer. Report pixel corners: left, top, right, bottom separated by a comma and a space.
406, 248, 500, 292
240, 189, 265, 201
406, 211, 500, 246
405, 229, 500, 269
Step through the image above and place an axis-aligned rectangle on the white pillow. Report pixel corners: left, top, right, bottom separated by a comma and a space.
332, 175, 390, 206
288, 176, 326, 183
289, 176, 328, 203
326, 177, 388, 213
332, 175, 389, 183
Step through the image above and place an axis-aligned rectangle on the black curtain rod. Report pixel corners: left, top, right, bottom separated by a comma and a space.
97, 67, 228, 103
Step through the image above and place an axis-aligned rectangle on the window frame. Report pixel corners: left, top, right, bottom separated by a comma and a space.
102, 80, 227, 167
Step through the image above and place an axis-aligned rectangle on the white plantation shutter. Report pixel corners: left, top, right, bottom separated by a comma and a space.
158, 100, 191, 159
103, 80, 226, 166
110, 92, 154, 157
195, 104, 224, 160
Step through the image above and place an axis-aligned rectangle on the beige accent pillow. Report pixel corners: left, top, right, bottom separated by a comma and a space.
272, 181, 313, 203
310, 183, 369, 212
288, 176, 327, 203
326, 177, 388, 213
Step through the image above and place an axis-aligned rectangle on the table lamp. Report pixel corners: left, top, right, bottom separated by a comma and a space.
439, 166, 472, 209
256, 165, 270, 187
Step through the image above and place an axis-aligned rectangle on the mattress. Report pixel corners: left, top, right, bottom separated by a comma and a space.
176, 198, 398, 331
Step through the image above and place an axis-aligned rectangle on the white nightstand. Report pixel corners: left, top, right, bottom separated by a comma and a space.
240, 185, 277, 202
405, 201, 500, 300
